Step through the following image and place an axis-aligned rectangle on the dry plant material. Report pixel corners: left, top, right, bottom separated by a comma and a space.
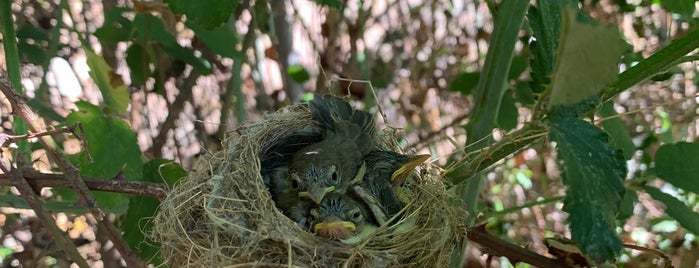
151, 104, 466, 267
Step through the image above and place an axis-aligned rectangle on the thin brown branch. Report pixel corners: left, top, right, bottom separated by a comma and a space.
0, 165, 90, 268
467, 224, 571, 268
0, 74, 147, 268
150, 72, 199, 158
0, 171, 169, 201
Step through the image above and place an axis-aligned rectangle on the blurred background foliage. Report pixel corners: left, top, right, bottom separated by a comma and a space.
1, 0, 699, 267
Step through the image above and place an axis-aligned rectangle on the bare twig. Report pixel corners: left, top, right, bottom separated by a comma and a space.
0, 170, 169, 201
150, 72, 200, 158
0, 74, 146, 267
467, 224, 571, 268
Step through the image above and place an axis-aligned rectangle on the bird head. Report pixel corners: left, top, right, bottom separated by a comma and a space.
310, 194, 367, 239
291, 160, 341, 204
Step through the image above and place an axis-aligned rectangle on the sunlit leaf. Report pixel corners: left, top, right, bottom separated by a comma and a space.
549, 117, 626, 262
187, 22, 240, 59
85, 49, 130, 114
548, 6, 629, 107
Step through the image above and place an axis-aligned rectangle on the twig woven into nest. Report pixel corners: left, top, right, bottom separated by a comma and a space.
152, 104, 467, 267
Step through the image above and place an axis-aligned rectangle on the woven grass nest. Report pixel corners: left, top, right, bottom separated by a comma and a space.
152, 102, 467, 267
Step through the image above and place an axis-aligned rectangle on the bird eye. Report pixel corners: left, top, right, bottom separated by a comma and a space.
290, 178, 299, 190
350, 210, 362, 221
331, 171, 338, 183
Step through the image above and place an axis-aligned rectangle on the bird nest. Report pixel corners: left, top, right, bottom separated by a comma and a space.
151, 104, 467, 267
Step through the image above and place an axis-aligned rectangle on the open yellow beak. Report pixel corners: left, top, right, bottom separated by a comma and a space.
391, 154, 430, 183
313, 221, 357, 239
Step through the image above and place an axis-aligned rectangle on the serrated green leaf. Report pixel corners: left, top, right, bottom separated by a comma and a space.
448, 72, 479, 95
187, 22, 240, 59
527, 0, 573, 93
126, 44, 149, 87
497, 90, 518, 131
133, 14, 212, 75
548, 6, 628, 107
85, 49, 130, 114
655, 142, 699, 193
166, 0, 236, 29
549, 117, 625, 262
644, 186, 699, 234
599, 101, 636, 160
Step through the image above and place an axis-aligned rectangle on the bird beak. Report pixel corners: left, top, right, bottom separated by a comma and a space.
299, 186, 335, 204
314, 221, 357, 239
391, 154, 430, 183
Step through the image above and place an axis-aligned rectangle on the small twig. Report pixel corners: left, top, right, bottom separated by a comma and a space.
0, 127, 73, 146
0, 171, 169, 201
467, 224, 571, 268
0, 165, 91, 268
0, 74, 146, 267
150, 72, 199, 158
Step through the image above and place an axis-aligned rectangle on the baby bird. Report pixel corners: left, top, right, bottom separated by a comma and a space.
309, 193, 374, 240
288, 95, 375, 204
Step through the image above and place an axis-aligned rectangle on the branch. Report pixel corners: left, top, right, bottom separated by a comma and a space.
467, 224, 571, 268
0, 74, 147, 267
0, 165, 91, 268
0, 170, 168, 201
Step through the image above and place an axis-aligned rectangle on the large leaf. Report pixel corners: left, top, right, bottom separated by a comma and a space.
85, 49, 130, 115
655, 142, 699, 193
549, 117, 626, 262
166, 0, 236, 30
644, 186, 699, 234
65, 102, 143, 211
548, 6, 628, 108
123, 159, 185, 265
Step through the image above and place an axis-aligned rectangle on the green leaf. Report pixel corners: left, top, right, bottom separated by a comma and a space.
599, 101, 636, 159
448, 72, 479, 95
66, 102, 143, 212
548, 6, 629, 107
66, 102, 143, 179
17, 42, 47, 65
496, 90, 518, 131
287, 65, 310, 83
165, 0, 237, 30
93, 7, 133, 43
133, 14, 212, 75
125, 44, 150, 87
187, 22, 240, 59
527, 0, 573, 93
616, 189, 637, 222
16, 24, 49, 42
644, 186, 699, 234
549, 117, 625, 262
655, 142, 699, 193
85, 49, 130, 114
